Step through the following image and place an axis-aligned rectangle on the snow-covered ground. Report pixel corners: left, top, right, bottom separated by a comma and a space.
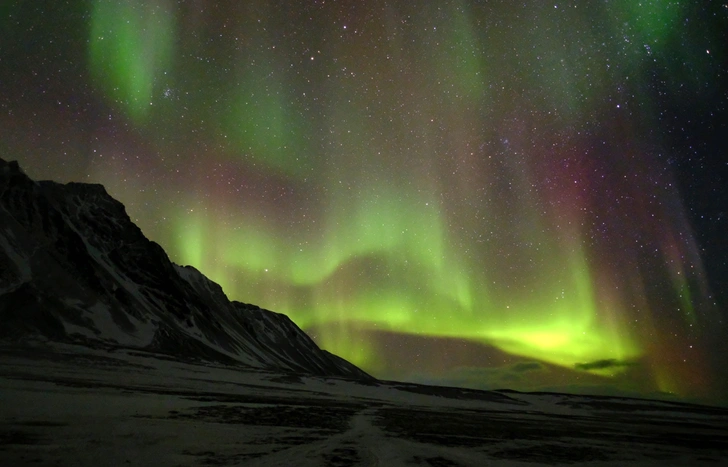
1, 342, 726, 466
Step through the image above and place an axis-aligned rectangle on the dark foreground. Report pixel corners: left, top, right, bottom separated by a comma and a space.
1, 343, 727, 466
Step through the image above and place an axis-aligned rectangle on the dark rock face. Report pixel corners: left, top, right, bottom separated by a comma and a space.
0, 158, 372, 380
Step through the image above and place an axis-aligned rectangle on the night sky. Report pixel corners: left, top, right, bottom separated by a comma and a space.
2, 1, 727, 404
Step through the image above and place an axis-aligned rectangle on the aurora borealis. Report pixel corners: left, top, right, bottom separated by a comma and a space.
2, 1, 727, 404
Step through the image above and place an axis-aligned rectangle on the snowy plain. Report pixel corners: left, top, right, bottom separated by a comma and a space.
1, 341, 726, 466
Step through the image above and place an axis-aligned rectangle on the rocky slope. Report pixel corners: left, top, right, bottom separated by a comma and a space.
0, 158, 371, 380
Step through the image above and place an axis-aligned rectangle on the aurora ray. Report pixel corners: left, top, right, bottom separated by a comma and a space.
2, 0, 726, 405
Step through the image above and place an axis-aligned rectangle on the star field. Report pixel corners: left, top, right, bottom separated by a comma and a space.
1, 1, 726, 404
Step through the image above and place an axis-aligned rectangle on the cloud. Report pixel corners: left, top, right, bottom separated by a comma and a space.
402, 358, 682, 403
574, 359, 634, 371
406, 361, 548, 390
512, 361, 545, 373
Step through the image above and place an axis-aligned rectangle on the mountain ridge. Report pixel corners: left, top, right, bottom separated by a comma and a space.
0, 157, 372, 380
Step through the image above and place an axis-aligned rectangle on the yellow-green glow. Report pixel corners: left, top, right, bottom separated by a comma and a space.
430, 1, 487, 102
617, 0, 682, 45
176, 212, 204, 270
173, 193, 641, 374
226, 70, 310, 176
88, 0, 175, 122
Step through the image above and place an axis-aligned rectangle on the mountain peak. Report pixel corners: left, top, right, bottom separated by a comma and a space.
0, 158, 22, 173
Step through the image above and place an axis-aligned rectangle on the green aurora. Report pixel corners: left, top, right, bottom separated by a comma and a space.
4, 0, 724, 403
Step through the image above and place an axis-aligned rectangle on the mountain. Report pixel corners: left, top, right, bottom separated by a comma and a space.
0, 158, 371, 380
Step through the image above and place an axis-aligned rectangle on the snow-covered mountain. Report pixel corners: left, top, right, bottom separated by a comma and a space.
0, 158, 371, 380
